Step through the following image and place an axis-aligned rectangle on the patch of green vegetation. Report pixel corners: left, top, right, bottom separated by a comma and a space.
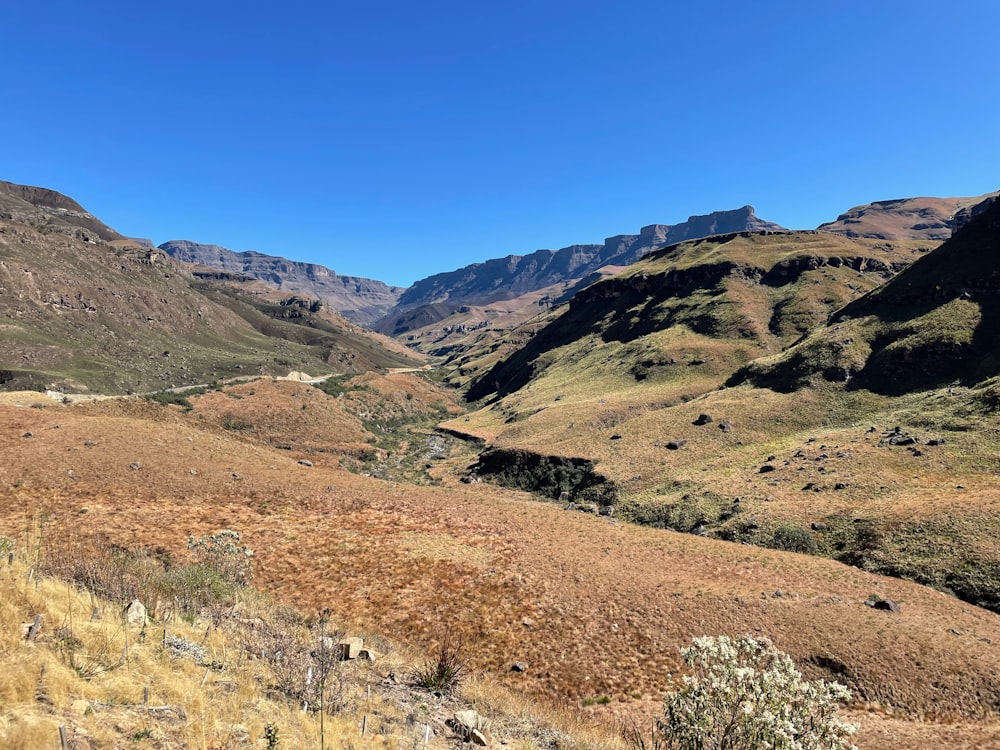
471, 448, 619, 504
142, 388, 207, 410
617, 492, 733, 534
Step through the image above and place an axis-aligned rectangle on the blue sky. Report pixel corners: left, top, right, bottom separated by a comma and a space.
2, 1, 998, 287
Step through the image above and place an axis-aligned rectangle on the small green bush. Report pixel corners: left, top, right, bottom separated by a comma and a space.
770, 525, 818, 554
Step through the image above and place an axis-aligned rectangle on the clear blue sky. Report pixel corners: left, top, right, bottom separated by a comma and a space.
2, 1, 998, 287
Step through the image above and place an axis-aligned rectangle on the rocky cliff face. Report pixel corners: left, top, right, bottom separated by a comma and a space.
395, 206, 784, 312
159, 240, 403, 326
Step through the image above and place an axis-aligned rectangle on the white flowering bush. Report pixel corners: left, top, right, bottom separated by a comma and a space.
660, 635, 856, 750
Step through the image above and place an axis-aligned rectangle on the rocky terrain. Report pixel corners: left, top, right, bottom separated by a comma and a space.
160, 239, 403, 325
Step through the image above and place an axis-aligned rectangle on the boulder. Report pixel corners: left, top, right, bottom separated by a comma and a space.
666, 440, 686, 450
124, 600, 147, 627
865, 597, 900, 613
693, 414, 713, 426
338, 637, 364, 660
453, 709, 486, 733
511, 661, 527, 673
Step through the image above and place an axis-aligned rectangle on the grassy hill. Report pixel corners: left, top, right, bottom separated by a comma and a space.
0, 184, 419, 394
736, 195, 1000, 394
437, 223, 1000, 620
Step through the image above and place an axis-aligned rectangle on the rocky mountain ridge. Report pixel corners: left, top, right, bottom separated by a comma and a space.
393, 206, 785, 313
159, 239, 403, 326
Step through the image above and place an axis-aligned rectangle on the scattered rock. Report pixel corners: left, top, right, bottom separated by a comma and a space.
297, 459, 313, 467
83, 440, 95, 447
558, 491, 571, 503
759, 464, 776, 473
665, 440, 686, 450
598, 505, 615, 517
338, 637, 364, 660
129, 462, 142, 471
22, 432, 32, 438
927, 438, 946, 446
610, 433, 622, 440
949, 628, 962, 636
773, 590, 784, 598
358, 648, 380, 663
454, 709, 486, 731
693, 414, 713, 426
865, 598, 900, 613
471, 729, 488, 746
801, 482, 817, 491
834, 483, 847, 490
810, 522, 829, 531
718, 420, 732, 433
124, 600, 147, 627
511, 661, 527, 673
522, 618, 534, 628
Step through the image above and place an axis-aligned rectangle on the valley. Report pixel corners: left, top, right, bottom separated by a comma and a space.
2, 179, 1000, 748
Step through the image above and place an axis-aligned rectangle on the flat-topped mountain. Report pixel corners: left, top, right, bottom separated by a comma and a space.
159, 239, 403, 326
817, 192, 998, 241
394, 206, 784, 313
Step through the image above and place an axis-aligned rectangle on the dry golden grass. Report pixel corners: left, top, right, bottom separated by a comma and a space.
4, 392, 1000, 747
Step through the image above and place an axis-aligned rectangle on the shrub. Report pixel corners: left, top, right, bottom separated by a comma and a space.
660, 635, 856, 750
414, 640, 465, 693
187, 530, 254, 586
770, 525, 817, 554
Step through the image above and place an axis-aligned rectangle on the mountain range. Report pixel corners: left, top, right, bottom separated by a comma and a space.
4, 176, 1000, 749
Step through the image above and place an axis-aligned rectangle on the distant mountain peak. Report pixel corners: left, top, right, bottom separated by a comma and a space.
392, 206, 785, 313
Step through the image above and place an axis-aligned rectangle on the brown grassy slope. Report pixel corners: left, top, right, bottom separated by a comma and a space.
3, 395, 1000, 748
0, 551, 618, 750
818, 193, 999, 241
442, 224, 1000, 615
0, 198, 418, 394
